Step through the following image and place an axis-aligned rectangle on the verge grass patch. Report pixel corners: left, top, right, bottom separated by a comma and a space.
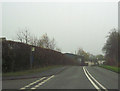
99, 65, 120, 73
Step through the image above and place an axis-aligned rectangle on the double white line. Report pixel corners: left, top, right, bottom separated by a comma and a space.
83, 66, 108, 91
20, 75, 54, 90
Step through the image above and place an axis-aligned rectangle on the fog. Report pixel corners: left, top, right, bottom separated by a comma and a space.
1, 2, 118, 55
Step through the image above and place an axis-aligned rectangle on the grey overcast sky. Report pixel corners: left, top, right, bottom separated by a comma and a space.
2, 2, 118, 55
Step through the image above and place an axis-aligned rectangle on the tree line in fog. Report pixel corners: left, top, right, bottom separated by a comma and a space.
17, 27, 61, 52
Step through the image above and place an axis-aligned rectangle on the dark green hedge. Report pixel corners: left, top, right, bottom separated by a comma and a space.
2, 40, 79, 73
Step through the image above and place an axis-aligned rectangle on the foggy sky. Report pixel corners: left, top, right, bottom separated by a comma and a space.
2, 2, 118, 55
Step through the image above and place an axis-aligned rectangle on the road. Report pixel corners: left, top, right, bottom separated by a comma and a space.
2, 66, 119, 91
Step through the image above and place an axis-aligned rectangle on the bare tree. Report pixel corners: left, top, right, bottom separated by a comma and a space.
49, 38, 56, 50
22, 29, 30, 44
17, 31, 23, 42
17, 28, 31, 44
37, 38, 44, 47
17, 31, 61, 51
29, 35, 38, 46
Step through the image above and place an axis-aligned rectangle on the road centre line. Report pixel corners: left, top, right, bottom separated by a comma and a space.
31, 75, 55, 89
83, 67, 101, 91
85, 67, 108, 91
20, 77, 46, 90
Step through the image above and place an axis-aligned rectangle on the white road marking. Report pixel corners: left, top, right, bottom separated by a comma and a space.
85, 67, 108, 91
83, 67, 101, 91
20, 77, 46, 89
30, 75, 55, 89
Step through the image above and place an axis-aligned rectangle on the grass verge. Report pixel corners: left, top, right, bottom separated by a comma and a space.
3, 65, 63, 77
99, 65, 120, 73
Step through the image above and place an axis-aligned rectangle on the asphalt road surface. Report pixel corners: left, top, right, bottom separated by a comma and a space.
2, 66, 119, 90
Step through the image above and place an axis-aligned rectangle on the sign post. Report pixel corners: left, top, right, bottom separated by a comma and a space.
30, 46, 35, 69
